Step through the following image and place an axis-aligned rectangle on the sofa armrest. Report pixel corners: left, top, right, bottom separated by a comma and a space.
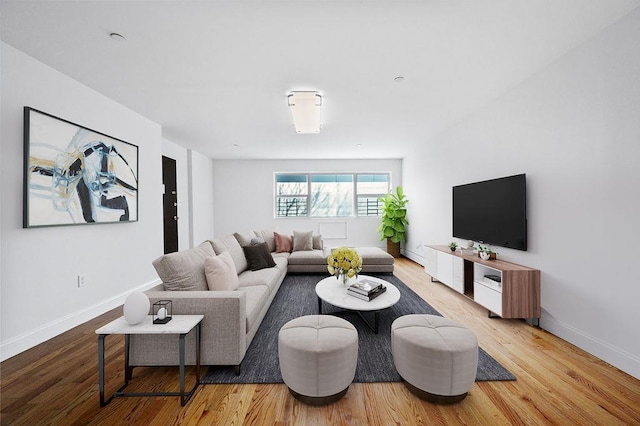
128, 290, 247, 367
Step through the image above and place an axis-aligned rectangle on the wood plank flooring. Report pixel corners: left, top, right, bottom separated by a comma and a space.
1, 257, 639, 425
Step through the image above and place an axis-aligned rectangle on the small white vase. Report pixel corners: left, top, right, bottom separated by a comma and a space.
123, 292, 150, 325
479, 251, 491, 261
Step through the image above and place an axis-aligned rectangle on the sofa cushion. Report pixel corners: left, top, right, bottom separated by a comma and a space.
272, 252, 290, 261
234, 231, 258, 247
292, 230, 313, 251
152, 241, 214, 291
243, 242, 277, 271
356, 246, 395, 265
210, 235, 248, 273
241, 285, 270, 333
273, 255, 288, 273
313, 234, 323, 250
204, 252, 240, 291
274, 232, 293, 253
255, 230, 276, 252
288, 249, 328, 265
238, 266, 281, 293
255, 230, 275, 252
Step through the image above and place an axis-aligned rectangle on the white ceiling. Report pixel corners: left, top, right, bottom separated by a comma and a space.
2, 1, 638, 160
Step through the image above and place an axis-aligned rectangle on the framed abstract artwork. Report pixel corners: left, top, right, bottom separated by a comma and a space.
23, 107, 139, 228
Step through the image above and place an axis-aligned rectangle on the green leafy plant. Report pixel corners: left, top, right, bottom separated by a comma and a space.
376, 186, 409, 244
477, 244, 493, 253
449, 241, 458, 251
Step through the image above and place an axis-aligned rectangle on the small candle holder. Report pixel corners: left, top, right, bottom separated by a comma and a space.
153, 300, 172, 324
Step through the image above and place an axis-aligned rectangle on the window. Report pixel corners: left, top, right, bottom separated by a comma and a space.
357, 174, 389, 216
275, 172, 389, 218
311, 174, 353, 217
275, 174, 308, 217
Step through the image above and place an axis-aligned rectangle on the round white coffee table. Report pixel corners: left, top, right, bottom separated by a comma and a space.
315, 275, 401, 333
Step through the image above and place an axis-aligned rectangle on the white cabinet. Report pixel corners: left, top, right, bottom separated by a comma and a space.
474, 282, 502, 316
452, 256, 464, 294
473, 264, 503, 316
424, 247, 464, 295
437, 251, 453, 287
424, 246, 438, 279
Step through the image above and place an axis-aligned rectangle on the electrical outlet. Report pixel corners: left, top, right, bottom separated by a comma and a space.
77, 275, 86, 288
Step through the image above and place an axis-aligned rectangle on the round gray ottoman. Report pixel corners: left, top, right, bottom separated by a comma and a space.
391, 314, 478, 403
278, 315, 358, 405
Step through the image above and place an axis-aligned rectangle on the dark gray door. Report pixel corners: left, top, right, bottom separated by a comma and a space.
162, 156, 179, 254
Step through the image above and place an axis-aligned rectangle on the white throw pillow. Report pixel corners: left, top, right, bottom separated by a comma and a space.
204, 251, 239, 291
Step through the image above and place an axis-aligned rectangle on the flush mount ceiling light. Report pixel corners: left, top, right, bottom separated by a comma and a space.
288, 91, 322, 134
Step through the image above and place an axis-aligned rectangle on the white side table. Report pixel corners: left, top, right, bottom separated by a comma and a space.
95, 314, 204, 406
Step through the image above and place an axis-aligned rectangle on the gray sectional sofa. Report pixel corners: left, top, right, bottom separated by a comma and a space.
128, 229, 394, 372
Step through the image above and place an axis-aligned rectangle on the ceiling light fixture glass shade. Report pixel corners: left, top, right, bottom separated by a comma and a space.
288, 91, 322, 134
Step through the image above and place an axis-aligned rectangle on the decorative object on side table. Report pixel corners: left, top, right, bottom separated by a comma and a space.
376, 186, 409, 257
477, 244, 496, 260
123, 292, 150, 325
153, 300, 172, 324
449, 241, 458, 252
327, 247, 363, 285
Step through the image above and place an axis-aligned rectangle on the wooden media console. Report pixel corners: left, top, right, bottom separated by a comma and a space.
424, 245, 540, 324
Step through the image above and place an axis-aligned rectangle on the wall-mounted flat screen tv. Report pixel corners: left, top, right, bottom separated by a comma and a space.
453, 174, 527, 251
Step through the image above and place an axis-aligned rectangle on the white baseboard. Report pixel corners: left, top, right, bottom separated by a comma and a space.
541, 314, 640, 380
0, 279, 161, 362
401, 247, 424, 266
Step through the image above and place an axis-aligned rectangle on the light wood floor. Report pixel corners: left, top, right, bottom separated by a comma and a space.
1, 258, 639, 425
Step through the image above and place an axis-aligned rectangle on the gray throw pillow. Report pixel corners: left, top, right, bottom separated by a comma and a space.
250, 236, 266, 245
293, 230, 313, 251
234, 231, 258, 247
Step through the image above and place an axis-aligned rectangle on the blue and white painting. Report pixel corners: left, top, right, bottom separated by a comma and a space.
24, 108, 138, 227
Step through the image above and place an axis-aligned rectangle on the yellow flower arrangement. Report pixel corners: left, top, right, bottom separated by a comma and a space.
327, 247, 363, 284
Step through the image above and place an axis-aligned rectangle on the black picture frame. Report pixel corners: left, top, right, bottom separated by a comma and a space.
23, 107, 139, 228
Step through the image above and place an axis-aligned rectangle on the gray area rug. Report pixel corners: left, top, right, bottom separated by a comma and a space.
201, 274, 516, 384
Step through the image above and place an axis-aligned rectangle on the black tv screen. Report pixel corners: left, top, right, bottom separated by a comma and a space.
453, 174, 527, 251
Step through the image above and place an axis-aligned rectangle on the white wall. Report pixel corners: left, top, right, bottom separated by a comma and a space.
189, 149, 215, 246
403, 10, 640, 379
211, 159, 402, 248
0, 43, 164, 360
162, 139, 191, 251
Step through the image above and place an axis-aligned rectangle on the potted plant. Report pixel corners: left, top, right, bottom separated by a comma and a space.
376, 186, 409, 257
449, 241, 458, 252
477, 244, 495, 260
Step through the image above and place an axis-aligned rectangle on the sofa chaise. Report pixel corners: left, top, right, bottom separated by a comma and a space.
128, 229, 394, 372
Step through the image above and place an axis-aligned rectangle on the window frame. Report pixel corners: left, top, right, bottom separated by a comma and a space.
274, 172, 390, 218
